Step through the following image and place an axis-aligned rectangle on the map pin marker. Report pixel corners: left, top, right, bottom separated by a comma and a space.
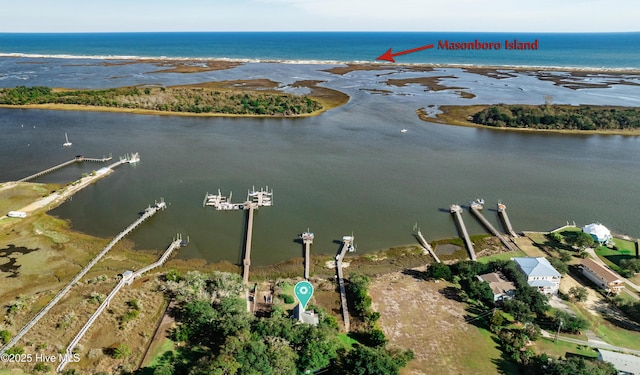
294, 280, 314, 310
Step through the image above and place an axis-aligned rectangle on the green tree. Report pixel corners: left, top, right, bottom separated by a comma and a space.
547, 257, 568, 274
112, 343, 131, 359
568, 286, 588, 302
426, 262, 452, 281
339, 345, 410, 375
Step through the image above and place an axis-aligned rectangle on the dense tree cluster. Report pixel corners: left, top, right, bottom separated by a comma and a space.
0, 85, 322, 116
472, 104, 640, 130
151, 270, 411, 375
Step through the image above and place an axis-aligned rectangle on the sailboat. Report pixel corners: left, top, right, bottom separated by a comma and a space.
63, 133, 72, 147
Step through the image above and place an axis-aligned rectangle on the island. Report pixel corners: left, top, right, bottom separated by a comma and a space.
420, 104, 640, 135
0, 80, 349, 117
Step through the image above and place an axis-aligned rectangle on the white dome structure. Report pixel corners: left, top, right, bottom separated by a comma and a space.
582, 223, 612, 244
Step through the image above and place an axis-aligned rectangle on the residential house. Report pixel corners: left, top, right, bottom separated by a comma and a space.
581, 258, 625, 294
512, 257, 561, 295
477, 272, 516, 302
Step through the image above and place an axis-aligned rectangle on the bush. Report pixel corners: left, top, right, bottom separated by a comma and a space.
0, 330, 11, 345
280, 294, 295, 304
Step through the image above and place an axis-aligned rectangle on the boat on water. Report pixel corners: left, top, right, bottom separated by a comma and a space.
400, 129, 408, 133
63, 133, 72, 147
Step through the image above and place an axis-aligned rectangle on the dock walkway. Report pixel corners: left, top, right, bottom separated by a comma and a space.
18, 155, 113, 182
450, 204, 477, 261
416, 230, 440, 263
497, 203, 518, 238
0, 199, 166, 354
469, 202, 516, 252
336, 235, 354, 332
301, 231, 314, 280
57, 235, 185, 373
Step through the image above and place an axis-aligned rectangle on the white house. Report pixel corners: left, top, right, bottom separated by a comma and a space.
477, 272, 516, 303
513, 257, 561, 295
582, 223, 612, 245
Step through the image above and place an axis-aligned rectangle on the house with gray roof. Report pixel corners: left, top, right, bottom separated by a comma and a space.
598, 349, 640, 375
513, 257, 561, 295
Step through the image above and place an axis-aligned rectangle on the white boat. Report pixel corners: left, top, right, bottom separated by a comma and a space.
63, 133, 72, 147
400, 129, 408, 133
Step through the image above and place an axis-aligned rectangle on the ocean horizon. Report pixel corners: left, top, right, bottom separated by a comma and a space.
0, 31, 639, 70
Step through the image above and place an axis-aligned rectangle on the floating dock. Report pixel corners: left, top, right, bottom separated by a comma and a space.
416, 229, 441, 263
57, 235, 186, 373
336, 235, 354, 332
301, 230, 314, 280
497, 202, 518, 238
1, 199, 166, 354
450, 204, 477, 261
469, 199, 516, 252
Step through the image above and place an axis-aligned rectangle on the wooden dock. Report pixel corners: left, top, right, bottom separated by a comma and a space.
336, 235, 354, 332
469, 200, 516, 252
203, 186, 273, 284
57, 234, 185, 373
450, 204, 477, 261
301, 230, 314, 280
18, 155, 112, 182
497, 202, 518, 238
416, 230, 441, 263
242, 203, 257, 284
0, 199, 166, 354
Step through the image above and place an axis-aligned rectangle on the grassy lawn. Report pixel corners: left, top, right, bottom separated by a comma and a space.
595, 322, 640, 351
595, 246, 633, 275
338, 333, 359, 348
533, 337, 598, 359
477, 250, 526, 263
144, 338, 176, 368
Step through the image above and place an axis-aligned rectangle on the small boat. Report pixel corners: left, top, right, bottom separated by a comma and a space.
400, 129, 408, 133
63, 133, 72, 147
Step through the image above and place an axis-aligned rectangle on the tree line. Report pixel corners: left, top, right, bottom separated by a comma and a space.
472, 104, 640, 130
0, 85, 322, 116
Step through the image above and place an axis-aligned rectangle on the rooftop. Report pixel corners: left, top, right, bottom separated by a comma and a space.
513, 257, 561, 278
599, 349, 640, 374
582, 258, 624, 284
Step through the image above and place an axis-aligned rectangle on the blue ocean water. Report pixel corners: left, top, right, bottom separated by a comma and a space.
0, 32, 638, 69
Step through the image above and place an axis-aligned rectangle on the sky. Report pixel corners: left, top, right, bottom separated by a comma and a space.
1, 0, 638, 33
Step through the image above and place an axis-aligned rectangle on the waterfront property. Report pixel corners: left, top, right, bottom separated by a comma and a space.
583, 223, 613, 245
477, 272, 516, 302
580, 258, 625, 294
512, 257, 561, 295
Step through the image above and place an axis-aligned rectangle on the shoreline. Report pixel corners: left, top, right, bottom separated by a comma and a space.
3, 54, 640, 75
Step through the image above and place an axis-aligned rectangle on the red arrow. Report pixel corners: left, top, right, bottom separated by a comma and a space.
375, 44, 435, 62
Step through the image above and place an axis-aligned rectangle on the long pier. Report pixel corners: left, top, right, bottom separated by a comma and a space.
497, 202, 518, 238
242, 203, 257, 284
301, 231, 314, 280
336, 235, 354, 332
469, 201, 516, 252
0, 199, 166, 354
18, 155, 113, 182
450, 204, 477, 261
203, 186, 273, 284
57, 235, 185, 373
416, 230, 441, 263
